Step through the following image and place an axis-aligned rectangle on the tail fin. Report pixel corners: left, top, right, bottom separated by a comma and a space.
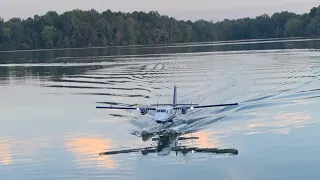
173, 86, 177, 107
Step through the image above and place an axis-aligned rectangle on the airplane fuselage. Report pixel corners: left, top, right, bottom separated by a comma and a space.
154, 107, 177, 123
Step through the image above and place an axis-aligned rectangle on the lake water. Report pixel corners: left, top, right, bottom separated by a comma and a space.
1, 38, 320, 179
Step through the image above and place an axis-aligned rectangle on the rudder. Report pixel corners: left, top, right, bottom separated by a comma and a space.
173, 86, 177, 107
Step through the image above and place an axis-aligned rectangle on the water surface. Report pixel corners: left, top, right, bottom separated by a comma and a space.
1, 38, 320, 179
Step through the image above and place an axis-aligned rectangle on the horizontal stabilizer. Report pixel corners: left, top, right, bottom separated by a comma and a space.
150, 103, 200, 106
176, 104, 199, 106
150, 104, 173, 106
152, 136, 199, 141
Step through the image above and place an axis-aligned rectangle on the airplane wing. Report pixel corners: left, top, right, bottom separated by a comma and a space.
99, 147, 156, 156
171, 147, 239, 155
96, 103, 238, 111
99, 146, 239, 156
96, 105, 156, 111
173, 103, 239, 110
191, 103, 239, 109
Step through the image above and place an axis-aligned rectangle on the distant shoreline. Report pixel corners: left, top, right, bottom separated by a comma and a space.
0, 37, 318, 53
0, 6, 320, 51
1, 37, 320, 57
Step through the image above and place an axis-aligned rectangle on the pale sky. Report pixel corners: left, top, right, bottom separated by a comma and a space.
0, 0, 319, 21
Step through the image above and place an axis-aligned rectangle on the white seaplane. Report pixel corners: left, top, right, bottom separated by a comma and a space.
96, 86, 239, 124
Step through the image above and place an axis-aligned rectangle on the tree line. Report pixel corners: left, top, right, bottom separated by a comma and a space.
0, 6, 320, 50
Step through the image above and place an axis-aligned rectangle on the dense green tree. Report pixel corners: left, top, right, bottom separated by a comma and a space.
271, 11, 298, 37
283, 18, 305, 37
41, 26, 57, 48
1, 5, 320, 51
306, 16, 320, 36
0, 17, 4, 49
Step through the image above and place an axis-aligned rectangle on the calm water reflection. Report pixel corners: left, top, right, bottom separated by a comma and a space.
1, 39, 320, 179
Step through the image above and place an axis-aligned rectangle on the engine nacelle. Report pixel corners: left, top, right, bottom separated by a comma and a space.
181, 106, 188, 114
140, 108, 148, 115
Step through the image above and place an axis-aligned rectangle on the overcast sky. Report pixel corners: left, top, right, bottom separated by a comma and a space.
0, 0, 319, 21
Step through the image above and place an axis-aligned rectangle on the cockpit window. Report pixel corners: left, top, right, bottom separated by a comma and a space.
156, 109, 167, 113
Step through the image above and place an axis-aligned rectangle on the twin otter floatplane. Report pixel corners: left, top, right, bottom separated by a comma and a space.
96, 86, 239, 124
96, 86, 239, 156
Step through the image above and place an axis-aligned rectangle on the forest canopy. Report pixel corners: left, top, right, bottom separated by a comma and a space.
0, 5, 320, 50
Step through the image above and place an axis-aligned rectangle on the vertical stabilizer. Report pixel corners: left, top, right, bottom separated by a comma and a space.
173, 86, 177, 107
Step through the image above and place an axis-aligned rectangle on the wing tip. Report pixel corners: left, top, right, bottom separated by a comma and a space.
96, 106, 110, 109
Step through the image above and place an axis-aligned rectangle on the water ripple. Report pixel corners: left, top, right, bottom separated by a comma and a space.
2, 42, 320, 179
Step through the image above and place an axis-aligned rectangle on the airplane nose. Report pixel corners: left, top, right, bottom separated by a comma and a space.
154, 113, 166, 123
155, 114, 164, 119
